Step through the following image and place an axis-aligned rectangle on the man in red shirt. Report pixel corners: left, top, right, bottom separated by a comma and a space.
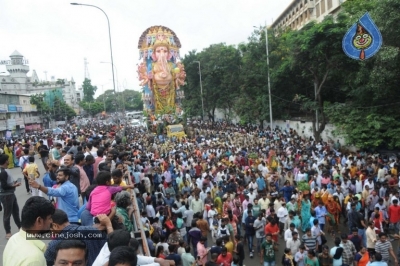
15, 144, 22, 161
389, 199, 400, 233
216, 247, 232, 266
388, 175, 398, 189
194, 162, 202, 178
264, 219, 280, 242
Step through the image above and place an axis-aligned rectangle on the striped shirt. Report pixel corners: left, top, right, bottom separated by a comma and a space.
375, 240, 392, 262
302, 234, 317, 251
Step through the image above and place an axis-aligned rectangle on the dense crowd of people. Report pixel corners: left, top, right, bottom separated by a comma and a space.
0, 121, 399, 266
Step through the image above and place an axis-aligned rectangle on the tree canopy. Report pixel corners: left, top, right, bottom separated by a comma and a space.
82, 78, 97, 102
180, 0, 400, 148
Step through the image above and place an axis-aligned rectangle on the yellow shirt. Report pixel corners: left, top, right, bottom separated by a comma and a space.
225, 241, 234, 254
391, 168, 398, 176
344, 195, 352, 205
3, 229, 47, 266
259, 198, 270, 210
23, 163, 39, 178
111, 179, 127, 186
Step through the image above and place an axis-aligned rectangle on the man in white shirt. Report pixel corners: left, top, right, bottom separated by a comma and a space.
277, 202, 288, 237
295, 245, 307, 266
391, 191, 400, 205
207, 205, 217, 226
248, 188, 257, 204
286, 231, 301, 255
93, 231, 174, 266
296, 169, 306, 183
284, 223, 299, 242
363, 178, 375, 191
253, 214, 266, 253
190, 194, 204, 214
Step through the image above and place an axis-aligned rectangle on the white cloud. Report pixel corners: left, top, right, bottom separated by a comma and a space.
0, 0, 292, 97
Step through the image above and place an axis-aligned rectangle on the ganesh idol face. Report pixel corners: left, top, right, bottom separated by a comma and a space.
155, 46, 169, 61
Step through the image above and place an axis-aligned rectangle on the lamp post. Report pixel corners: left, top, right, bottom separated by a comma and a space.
254, 23, 273, 130
192, 61, 205, 120
100, 62, 125, 113
70, 3, 116, 95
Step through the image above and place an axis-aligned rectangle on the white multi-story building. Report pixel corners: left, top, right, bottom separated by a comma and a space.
271, 0, 346, 30
0, 51, 80, 112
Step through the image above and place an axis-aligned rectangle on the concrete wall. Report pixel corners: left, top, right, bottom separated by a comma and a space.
213, 108, 347, 144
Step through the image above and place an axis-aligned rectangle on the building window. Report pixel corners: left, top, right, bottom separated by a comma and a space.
321, 0, 326, 14
327, 0, 332, 9
316, 3, 320, 17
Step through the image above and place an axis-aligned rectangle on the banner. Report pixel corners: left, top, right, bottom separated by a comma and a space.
8, 105, 16, 112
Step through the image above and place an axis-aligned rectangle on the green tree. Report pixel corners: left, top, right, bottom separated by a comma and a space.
30, 93, 51, 113
325, 0, 400, 148
52, 97, 76, 120
79, 101, 103, 116
55, 79, 65, 85
121, 90, 143, 111
82, 78, 97, 102
182, 44, 241, 121
95, 89, 142, 113
276, 14, 352, 141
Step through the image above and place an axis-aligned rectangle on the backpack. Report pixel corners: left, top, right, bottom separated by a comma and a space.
21, 156, 28, 170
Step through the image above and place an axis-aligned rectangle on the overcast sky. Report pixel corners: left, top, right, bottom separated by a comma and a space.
0, 0, 292, 97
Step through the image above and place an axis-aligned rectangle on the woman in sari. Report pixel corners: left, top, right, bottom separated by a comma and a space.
227, 210, 238, 237
325, 195, 341, 236
320, 185, 330, 206
301, 194, 312, 232
13, 144, 20, 167
4, 144, 14, 169
222, 197, 232, 216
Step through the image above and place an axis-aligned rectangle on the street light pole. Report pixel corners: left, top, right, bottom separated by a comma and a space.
193, 61, 205, 120
254, 24, 274, 130
264, 22, 273, 130
100, 62, 124, 113
70, 3, 116, 95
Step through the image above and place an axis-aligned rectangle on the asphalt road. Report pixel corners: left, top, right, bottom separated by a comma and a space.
0, 156, 398, 265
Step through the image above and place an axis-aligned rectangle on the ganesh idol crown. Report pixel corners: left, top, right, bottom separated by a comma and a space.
137, 26, 186, 117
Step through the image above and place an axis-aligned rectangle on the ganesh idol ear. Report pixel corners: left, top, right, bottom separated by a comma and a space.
168, 51, 173, 61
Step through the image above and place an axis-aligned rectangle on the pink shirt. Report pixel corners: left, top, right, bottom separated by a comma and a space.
77, 165, 90, 193
197, 242, 208, 265
86, 185, 122, 216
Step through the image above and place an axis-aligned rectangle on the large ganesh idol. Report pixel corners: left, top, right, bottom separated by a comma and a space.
137, 26, 186, 116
